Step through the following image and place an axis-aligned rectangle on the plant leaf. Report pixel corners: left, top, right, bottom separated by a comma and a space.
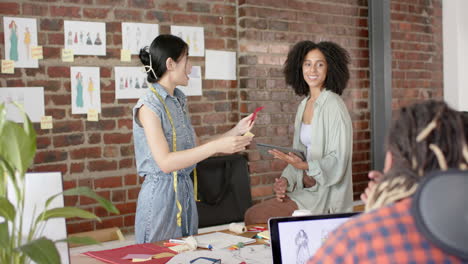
47, 187, 119, 214
0, 119, 36, 176
18, 237, 61, 264
0, 197, 15, 221
36, 207, 100, 224
0, 221, 10, 249
57, 236, 101, 246
14, 102, 35, 141
0, 103, 6, 134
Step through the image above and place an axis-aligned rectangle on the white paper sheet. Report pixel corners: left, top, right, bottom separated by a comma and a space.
205, 50, 236, 80
177, 66, 202, 96
64, 21, 106, 56
3, 16, 38, 68
122, 22, 159, 54
7, 172, 69, 264
194, 232, 255, 250
170, 25, 205, 57
70, 67, 101, 114
166, 245, 272, 264
115, 66, 149, 99
0, 87, 44, 122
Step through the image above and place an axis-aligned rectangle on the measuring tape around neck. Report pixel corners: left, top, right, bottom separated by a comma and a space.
149, 84, 199, 228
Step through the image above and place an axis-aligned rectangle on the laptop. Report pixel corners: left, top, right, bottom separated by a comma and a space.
269, 212, 359, 264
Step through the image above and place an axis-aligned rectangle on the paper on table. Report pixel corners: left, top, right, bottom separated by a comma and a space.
195, 232, 255, 250
166, 245, 272, 264
122, 254, 154, 260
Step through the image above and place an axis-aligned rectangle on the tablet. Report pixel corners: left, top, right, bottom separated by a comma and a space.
269, 212, 359, 263
256, 143, 306, 161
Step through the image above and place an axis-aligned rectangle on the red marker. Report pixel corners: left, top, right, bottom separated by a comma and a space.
251, 106, 264, 122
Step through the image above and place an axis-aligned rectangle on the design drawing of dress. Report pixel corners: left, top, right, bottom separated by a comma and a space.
76, 74, 84, 108
9, 23, 19, 61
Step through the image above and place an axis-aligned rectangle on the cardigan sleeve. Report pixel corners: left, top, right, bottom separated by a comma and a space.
306, 102, 352, 188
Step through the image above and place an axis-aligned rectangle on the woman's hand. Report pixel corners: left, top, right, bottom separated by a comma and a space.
273, 177, 288, 202
232, 113, 255, 136
302, 172, 316, 188
214, 135, 252, 154
360, 170, 384, 203
269, 149, 308, 170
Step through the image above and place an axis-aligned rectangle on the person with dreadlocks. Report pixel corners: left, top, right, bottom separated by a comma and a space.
244, 40, 353, 225
308, 100, 468, 263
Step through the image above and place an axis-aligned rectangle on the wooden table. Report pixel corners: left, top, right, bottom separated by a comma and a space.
70, 224, 268, 264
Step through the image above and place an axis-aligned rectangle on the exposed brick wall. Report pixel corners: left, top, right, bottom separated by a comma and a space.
0, 0, 443, 234
391, 0, 443, 109
238, 0, 371, 202
0, 0, 237, 235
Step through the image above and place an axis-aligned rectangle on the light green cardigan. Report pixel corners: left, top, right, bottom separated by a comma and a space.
282, 90, 353, 214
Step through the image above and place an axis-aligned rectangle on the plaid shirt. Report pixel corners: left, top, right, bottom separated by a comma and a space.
308, 198, 465, 264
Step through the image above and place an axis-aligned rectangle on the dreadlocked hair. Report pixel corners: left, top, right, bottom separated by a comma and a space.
366, 100, 468, 211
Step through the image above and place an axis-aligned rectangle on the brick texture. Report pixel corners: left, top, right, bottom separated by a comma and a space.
239, 0, 372, 203
390, 0, 443, 109
0, 0, 443, 234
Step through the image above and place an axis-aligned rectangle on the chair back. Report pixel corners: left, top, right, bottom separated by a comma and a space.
411, 169, 468, 260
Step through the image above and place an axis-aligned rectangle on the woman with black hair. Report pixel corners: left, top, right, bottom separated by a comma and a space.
133, 35, 254, 243
245, 40, 353, 225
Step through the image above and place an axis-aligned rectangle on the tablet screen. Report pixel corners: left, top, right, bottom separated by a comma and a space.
269, 213, 358, 264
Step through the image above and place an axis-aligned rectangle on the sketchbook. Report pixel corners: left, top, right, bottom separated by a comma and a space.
195, 232, 256, 250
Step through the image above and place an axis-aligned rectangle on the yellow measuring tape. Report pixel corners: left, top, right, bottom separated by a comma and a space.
149, 84, 198, 227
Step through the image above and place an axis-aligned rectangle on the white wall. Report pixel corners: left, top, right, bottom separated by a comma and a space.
443, 0, 468, 111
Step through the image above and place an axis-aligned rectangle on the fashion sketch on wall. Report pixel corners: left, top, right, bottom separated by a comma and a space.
114, 66, 148, 99
121, 22, 159, 55
0, 87, 44, 122
177, 66, 202, 96
3, 17, 38, 68
64, 21, 106, 56
70, 67, 101, 114
170, 25, 204, 57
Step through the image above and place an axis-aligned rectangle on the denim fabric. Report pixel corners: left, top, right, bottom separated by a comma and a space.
133, 83, 198, 243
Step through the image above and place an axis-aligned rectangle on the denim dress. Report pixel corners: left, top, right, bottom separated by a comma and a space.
133, 83, 198, 243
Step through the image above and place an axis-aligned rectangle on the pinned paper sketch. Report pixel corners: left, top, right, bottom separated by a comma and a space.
64, 21, 106, 56
205, 50, 236, 80
0, 87, 44, 123
122, 22, 159, 55
115, 66, 149, 99
171, 26, 204, 57
3, 17, 38, 68
71, 67, 101, 114
177, 66, 202, 96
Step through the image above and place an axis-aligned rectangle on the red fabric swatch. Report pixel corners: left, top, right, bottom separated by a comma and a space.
251, 106, 264, 122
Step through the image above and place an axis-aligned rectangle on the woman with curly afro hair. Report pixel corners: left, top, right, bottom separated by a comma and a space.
245, 41, 353, 225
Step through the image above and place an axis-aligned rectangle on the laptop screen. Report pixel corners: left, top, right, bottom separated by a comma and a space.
269, 213, 358, 264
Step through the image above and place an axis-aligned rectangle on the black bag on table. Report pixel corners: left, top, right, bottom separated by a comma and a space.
191, 154, 252, 228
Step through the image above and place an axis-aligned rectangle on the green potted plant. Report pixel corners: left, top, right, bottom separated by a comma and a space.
0, 103, 119, 264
